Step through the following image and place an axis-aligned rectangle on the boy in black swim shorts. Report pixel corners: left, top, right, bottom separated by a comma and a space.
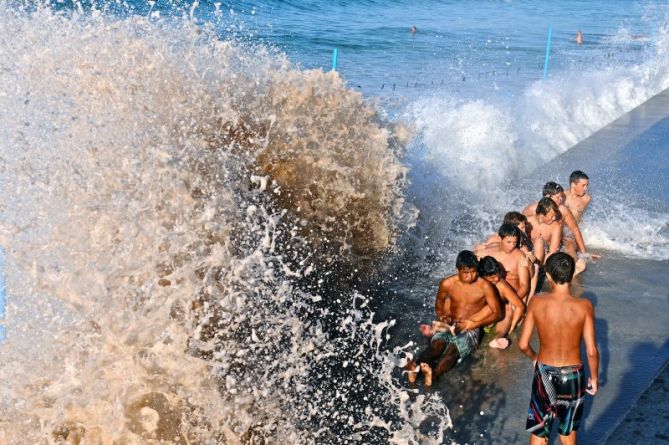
527, 362, 586, 437
518, 252, 599, 444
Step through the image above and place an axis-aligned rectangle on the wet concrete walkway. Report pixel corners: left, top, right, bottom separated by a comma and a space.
602, 359, 669, 444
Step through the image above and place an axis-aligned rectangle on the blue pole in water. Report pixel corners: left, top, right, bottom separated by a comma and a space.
543, 26, 552, 79
0, 246, 5, 343
648, 26, 656, 64
332, 48, 338, 71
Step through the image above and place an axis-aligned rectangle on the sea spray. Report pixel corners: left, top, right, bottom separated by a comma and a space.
404, 19, 669, 263
0, 3, 446, 443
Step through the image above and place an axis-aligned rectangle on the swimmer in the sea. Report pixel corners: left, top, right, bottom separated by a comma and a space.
575, 30, 583, 45
410, 25, 417, 34
405, 251, 501, 386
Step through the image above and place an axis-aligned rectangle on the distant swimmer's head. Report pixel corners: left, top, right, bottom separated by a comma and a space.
455, 250, 479, 283
536, 197, 560, 224
478, 256, 502, 283
545, 252, 575, 284
410, 25, 417, 34
542, 181, 565, 205
575, 30, 583, 45
498, 223, 520, 252
569, 170, 590, 196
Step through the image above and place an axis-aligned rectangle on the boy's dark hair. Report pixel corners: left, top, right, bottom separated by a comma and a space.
545, 252, 575, 284
542, 181, 564, 197
503, 211, 527, 226
536, 197, 560, 216
456, 250, 479, 270
569, 170, 589, 184
498, 223, 520, 239
478, 256, 502, 277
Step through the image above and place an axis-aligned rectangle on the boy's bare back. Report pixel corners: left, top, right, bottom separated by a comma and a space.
528, 291, 594, 366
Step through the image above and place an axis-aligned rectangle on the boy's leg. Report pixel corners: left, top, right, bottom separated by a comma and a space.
558, 431, 576, 445
533, 237, 546, 264
417, 339, 448, 365
433, 343, 460, 378
404, 339, 449, 382
527, 263, 540, 303
490, 307, 513, 349
562, 237, 578, 260
530, 433, 549, 444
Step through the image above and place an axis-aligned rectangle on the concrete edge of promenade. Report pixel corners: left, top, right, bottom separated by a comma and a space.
599, 358, 669, 444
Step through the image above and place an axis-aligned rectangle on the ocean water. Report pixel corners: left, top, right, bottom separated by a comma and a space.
0, 0, 667, 443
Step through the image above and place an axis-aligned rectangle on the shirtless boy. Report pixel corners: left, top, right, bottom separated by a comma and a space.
475, 211, 542, 299
475, 256, 526, 349
523, 182, 590, 262
477, 223, 531, 303
405, 251, 501, 386
525, 198, 562, 265
565, 171, 591, 224
518, 252, 599, 445
476, 211, 541, 265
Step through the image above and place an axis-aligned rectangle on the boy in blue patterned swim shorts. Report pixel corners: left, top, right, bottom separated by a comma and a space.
518, 252, 599, 444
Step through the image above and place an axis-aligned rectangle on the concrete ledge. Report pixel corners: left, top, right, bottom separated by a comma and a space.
600, 358, 669, 444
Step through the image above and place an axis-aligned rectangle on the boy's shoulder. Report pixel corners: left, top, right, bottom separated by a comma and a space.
440, 274, 457, 287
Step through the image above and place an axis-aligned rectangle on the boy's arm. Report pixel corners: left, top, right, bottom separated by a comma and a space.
462, 282, 502, 331
518, 302, 537, 362
467, 304, 493, 324
435, 279, 451, 321
583, 301, 600, 395
547, 224, 562, 259
561, 205, 587, 254
516, 256, 531, 300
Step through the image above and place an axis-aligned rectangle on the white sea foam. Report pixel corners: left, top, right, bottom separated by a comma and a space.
406, 19, 669, 261
0, 3, 443, 443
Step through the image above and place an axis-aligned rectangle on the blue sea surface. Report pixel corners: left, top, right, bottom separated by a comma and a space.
211, 0, 658, 96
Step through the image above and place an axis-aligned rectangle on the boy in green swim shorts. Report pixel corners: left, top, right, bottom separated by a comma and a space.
405, 251, 502, 386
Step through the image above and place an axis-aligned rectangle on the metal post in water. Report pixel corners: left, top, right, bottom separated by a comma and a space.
332, 48, 338, 71
543, 26, 552, 79
648, 26, 656, 64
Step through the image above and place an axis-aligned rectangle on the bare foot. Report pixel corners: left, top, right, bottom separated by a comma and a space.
574, 258, 587, 276
489, 337, 510, 349
404, 361, 419, 383
419, 324, 433, 337
420, 363, 433, 386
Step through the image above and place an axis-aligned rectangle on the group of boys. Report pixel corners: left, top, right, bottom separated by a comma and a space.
404, 171, 600, 445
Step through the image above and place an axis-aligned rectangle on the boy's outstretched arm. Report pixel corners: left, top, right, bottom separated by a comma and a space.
562, 206, 587, 254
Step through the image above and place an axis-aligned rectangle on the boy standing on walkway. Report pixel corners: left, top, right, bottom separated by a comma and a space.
518, 252, 599, 444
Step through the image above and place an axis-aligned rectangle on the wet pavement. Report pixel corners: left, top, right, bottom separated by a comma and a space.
602, 359, 669, 444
